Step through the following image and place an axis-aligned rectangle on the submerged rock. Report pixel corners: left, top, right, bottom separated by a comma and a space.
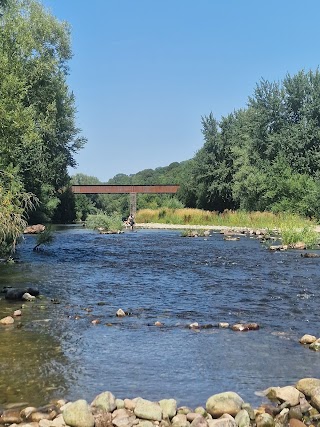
4, 287, 39, 301
231, 323, 259, 332
0, 316, 14, 325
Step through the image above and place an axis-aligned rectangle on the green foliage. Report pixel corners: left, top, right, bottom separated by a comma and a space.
281, 227, 319, 248
33, 227, 54, 251
0, 0, 86, 222
86, 212, 124, 232
136, 207, 316, 230
0, 167, 36, 256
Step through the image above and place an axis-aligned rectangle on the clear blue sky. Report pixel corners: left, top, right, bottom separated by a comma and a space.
41, 0, 320, 182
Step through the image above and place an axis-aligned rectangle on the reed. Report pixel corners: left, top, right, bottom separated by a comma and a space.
135, 208, 316, 230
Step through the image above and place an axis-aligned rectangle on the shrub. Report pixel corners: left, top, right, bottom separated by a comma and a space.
86, 212, 123, 232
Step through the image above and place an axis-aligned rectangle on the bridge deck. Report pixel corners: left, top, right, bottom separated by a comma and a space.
71, 184, 180, 194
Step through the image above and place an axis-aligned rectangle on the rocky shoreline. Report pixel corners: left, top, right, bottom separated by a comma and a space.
2, 378, 320, 427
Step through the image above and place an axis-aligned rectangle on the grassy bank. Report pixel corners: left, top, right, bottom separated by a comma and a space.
136, 208, 320, 247
135, 208, 315, 229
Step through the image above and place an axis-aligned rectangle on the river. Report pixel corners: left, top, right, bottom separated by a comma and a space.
0, 226, 320, 409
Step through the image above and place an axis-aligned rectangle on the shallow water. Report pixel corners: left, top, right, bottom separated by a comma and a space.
1, 226, 320, 408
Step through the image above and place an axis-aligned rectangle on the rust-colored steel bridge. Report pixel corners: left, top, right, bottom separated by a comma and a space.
71, 184, 180, 216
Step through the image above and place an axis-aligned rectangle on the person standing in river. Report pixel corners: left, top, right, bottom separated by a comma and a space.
128, 214, 135, 230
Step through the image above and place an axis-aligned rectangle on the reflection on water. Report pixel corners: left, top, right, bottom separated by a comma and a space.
1, 226, 320, 408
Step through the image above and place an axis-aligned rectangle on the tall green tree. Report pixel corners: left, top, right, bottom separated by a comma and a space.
0, 0, 86, 221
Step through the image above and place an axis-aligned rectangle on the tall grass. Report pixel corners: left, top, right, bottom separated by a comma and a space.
281, 226, 319, 247
135, 208, 316, 230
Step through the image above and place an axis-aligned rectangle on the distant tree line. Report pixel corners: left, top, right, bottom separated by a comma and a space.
74, 70, 320, 221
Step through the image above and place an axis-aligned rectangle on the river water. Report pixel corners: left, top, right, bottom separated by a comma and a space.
0, 226, 320, 409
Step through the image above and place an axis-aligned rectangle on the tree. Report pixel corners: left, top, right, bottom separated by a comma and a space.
0, 0, 86, 222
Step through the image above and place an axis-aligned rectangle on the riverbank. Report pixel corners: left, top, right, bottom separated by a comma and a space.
1, 378, 320, 427
135, 223, 244, 231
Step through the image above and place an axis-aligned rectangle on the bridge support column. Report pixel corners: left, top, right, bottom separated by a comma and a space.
130, 193, 137, 217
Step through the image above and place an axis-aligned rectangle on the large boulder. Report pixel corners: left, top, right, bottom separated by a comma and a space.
235, 410, 250, 427
134, 398, 162, 421
91, 391, 117, 412
159, 399, 177, 419
310, 386, 320, 411
206, 392, 244, 418
24, 224, 45, 234
262, 386, 300, 406
62, 399, 95, 427
295, 378, 320, 397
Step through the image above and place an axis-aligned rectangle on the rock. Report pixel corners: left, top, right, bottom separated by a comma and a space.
0, 410, 22, 424
112, 409, 137, 427
290, 242, 306, 250
155, 322, 163, 327
0, 316, 14, 325
24, 224, 46, 234
187, 414, 201, 422
13, 310, 22, 317
289, 420, 307, 427
207, 414, 237, 427
29, 412, 57, 423
288, 406, 303, 421
177, 408, 192, 415
116, 399, 125, 410
235, 410, 250, 427
218, 323, 229, 328
137, 422, 154, 427
20, 408, 38, 420
134, 399, 162, 422
241, 404, 254, 421
189, 323, 200, 329
194, 408, 207, 417
172, 414, 190, 427
256, 413, 275, 427
299, 335, 317, 345
274, 408, 289, 427
22, 293, 36, 301
310, 386, 320, 411
263, 386, 300, 407
159, 399, 177, 419
116, 309, 126, 317
91, 319, 101, 325
295, 378, 320, 397
301, 253, 320, 258
299, 396, 312, 414
190, 416, 208, 427
62, 399, 95, 427
269, 245, 288, 251
231, 323, 259, 332
91, 391, 117, 412
124, 400, 136, 411
309, 339, 320, 351
51, 414, 67, 427
93, 410, 112, 427
206, 392, 244, 418
4, 287, 39, 300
